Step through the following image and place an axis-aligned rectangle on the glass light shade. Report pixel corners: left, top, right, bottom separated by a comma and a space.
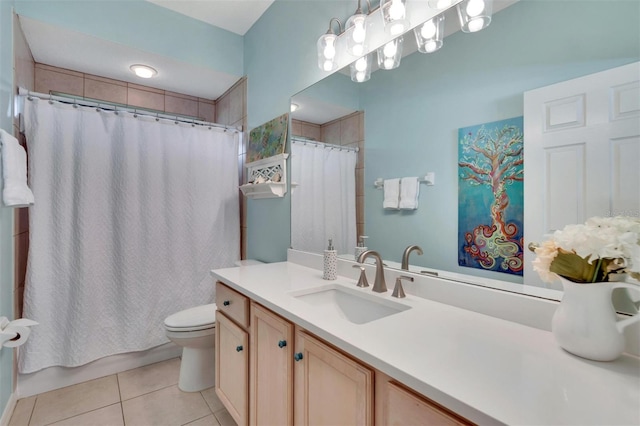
414, 14, 444, 54
130, 64, 157, 79
377, 36, 404, 70
317, 33, 339, 72
350, 55, 372, 83
457, 0, 493, 33
428, 0, 454, 10
381, 0, 410, 36
346, 13, 368, 57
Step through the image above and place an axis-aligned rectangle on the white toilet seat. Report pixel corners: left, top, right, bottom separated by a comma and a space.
164, 303, 216, 332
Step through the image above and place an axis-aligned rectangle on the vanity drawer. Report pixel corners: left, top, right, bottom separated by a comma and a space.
216, 281, 250, 328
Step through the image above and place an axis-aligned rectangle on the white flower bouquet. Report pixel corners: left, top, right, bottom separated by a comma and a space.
532, 216, 640, 283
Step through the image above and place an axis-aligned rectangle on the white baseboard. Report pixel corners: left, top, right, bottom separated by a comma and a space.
0, 392, 17, 426
16, 343, 182, 398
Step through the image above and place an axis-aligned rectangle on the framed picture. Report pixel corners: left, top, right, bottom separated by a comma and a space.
458, 116, 524, 276
247, 113, 289, 163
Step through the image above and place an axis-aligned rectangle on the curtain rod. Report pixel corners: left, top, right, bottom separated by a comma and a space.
18, 87, 241, 134
291, 136, 359, 152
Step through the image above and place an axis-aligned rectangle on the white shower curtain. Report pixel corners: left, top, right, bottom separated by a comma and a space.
291, 141, 357, 255
19, 99, 240, 374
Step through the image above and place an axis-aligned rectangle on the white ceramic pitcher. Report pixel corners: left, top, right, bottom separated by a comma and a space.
552, 276, 640, 361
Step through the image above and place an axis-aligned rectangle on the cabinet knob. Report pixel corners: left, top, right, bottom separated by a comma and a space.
294, 352, 303, 361
236, 345, 243, 352
278, 340, 287, 348
223, 300, 230, 306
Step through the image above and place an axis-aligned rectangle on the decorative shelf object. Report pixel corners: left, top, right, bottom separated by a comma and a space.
240, 153, 289, 199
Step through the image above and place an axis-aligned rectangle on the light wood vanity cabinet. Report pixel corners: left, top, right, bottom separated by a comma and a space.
249, 301, 294, 426
294, 329, 374, 425
215, 283, 250, 426
215, 281, 470, 426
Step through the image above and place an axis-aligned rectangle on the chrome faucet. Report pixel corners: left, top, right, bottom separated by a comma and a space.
401, 245, 423, 270
356, 250, 387, 293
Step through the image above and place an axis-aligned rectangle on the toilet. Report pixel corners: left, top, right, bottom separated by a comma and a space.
164, 303, 217, 392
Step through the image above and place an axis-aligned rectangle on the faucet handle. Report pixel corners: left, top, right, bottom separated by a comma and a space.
392, 275, 414, 298
352, 264, 369, 288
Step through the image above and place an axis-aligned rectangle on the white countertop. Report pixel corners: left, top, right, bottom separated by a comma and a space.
211, 261, 640, 426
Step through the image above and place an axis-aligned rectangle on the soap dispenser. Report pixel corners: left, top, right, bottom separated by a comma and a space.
354, 236, 368, 259
323, 239, 337, 280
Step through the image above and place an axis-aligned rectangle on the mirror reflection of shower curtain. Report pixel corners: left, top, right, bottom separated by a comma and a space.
291, 141, 357, 255
19, 98, 240, 374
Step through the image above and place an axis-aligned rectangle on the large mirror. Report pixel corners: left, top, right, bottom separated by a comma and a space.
290, 0, 640, 301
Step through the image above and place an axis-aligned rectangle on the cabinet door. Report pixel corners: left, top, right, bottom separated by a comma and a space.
215, 312, 249, 426
294, 329, 373, 426
249, 302, 294, 426
382, 381, 469, 426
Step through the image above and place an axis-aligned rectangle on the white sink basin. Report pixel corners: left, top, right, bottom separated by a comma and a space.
289, 284, 410, 325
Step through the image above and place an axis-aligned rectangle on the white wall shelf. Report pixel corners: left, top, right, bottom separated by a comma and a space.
240, 153, 289, 199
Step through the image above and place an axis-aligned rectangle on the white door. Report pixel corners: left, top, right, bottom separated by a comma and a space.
524, 62, 640, 289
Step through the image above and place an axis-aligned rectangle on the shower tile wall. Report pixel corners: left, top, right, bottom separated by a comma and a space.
33, 63, 217, 122
213, 77, 247, 259
292, 110, 365, 238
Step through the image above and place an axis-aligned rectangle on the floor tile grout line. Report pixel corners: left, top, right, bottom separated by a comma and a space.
116, 374, 126, 425
26, 396, 37, 426
39, 402, 122, 426
120, 381, 181, 402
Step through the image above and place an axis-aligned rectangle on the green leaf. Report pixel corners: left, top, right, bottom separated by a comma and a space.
549, 253, 599, 283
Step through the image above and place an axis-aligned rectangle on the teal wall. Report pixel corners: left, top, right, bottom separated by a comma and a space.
245, 0, 640, 268
0, 0, 15, 416
243, 0, 355, 262
359, 0, 640, 282
14, 0, 243, 77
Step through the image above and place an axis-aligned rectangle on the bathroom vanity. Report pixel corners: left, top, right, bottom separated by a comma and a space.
211, 253, 640, 425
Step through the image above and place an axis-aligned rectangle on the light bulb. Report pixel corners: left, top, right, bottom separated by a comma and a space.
323, 40, 336, 59
466, 0, 485, 17
383, 41, 397, 58
424, 40, 438, 52
389, 22, 405, 36
352, 44, 364, 56
383, 58, 395, 69
420, 20, 437, 39
323, 60, 334, 71
467, 17, 484, 32
356, 71, 366, 82
352, 19, 366, 43
389, 0, 405, 20
355, 57, 368, 72
436, 0, 453, 9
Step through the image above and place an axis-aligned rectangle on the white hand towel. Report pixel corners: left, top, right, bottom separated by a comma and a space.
0, 128, 34, 207
383, 178, 400, 209
399, 177, 420, 210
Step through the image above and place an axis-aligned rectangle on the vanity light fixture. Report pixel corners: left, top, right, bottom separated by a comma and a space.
345, 0, 372, 57
381, 0, 410, 36
414, 14, 445, 53
129, 64, 157, 79
377, 36, 404, 70
317, 18, 344, 72
350, 54, 372, 82
457, 0, 493, 33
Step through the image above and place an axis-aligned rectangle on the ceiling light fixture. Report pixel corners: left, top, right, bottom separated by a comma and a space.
290, 103, 299, 112
130, 64, 157, 79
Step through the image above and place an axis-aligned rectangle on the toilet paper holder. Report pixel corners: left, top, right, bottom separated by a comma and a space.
0, 316, 38, 349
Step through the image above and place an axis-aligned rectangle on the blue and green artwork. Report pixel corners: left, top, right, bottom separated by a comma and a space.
458, 116, 524, 276
247, 113, 288, 162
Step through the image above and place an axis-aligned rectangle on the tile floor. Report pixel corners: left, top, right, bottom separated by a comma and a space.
8, 358, 236, 426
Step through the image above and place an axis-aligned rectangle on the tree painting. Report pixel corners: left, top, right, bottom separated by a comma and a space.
458, 117, 524, 276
